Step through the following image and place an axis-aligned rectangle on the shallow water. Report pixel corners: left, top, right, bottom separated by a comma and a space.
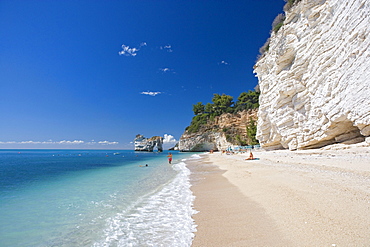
0, 149, 198, 246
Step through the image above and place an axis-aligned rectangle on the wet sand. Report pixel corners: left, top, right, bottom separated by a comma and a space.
189, 144, 370, 246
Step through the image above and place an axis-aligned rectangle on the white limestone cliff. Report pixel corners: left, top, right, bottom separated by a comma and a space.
254, 0, 370, 150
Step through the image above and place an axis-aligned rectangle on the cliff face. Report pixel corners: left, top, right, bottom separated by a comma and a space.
134, 135, 163, 152
178, 110, 257, 151
254, 0, 370, 150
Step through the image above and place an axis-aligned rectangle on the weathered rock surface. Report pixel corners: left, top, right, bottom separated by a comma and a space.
178, 110, 257, 151
254, 0, 370, 150
134, 134, 163, 152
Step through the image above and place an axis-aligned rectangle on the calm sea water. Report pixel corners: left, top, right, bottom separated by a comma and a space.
0, 149, 199, 247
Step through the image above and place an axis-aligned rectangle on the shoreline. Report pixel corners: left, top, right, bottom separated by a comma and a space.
188, 144, 370, 246
188, 155, 289, 246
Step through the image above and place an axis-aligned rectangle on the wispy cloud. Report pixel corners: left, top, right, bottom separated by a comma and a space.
119, 43, 173, 56
0, 140, 85, 145
118, 42, 147, 56
0, 140, 119, 145
58, 140, 85, 144
158, 67, 176, 74
118, 45, 139, 56
160, 44, 173, 52
141, 91, 162, 96
98, 141, 119, 145
163, 134, 177, 143
159, 68, 171, 72
218, 60, 229, 65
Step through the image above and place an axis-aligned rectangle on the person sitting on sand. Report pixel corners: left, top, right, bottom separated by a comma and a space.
245, 151, 254, 160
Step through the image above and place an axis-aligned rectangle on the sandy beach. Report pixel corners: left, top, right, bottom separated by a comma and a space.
189, 143, 370, 246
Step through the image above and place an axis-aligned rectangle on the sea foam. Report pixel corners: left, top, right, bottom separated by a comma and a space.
94, 160, 197, 247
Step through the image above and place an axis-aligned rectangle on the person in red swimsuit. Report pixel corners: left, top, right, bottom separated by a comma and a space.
167, 153, 173, 164
245, 151, 254, 160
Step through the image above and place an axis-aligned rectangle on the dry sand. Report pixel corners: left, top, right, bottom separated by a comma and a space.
188, 144, 370, 246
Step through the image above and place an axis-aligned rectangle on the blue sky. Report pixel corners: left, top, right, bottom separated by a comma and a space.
0, 0, 285, 149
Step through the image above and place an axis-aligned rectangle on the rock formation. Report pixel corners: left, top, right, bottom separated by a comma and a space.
134, 134, 163, 152
178, 110, 257, 151
254, 0, 370, 150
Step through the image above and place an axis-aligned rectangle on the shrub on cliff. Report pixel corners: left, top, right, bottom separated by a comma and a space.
233, 90, 259, 113
284, 0, 302, 11
258, 0, 303, 61
257, 13, 286, 60
212, 94, 234, 115
246, 119, 258, 145
186, 113, 209, 133
192, 94, 234, 117
193, 102, 205, 115
187, 91, 259, 134
272, 13, 285, 34
258, 38, 270, 60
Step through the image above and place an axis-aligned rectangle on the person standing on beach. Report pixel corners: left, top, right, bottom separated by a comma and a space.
167, 153, 173, 164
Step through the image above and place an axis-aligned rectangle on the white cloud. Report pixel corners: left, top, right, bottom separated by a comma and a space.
159, 67, 175, 73
163, 134, 177, 143
219, 60, 229, 65
118, 45, 139, 56
20, 141, 41, 144
160, 44, 173, 52
118, 42, 147, 56
0, 141, 16, 144
141, 91, 162, 96
160, 68, 170, 72
58, 140, 85, 144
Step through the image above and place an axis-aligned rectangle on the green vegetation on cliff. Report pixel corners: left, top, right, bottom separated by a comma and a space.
186, 90, 259, 135
246, 118, 258, 145
284, 0, 302, 11
272, 13, 286, 34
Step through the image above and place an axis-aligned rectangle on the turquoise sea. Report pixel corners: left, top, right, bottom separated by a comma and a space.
0, 149, 199, 246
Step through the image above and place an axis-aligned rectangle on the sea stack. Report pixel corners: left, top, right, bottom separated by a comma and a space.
134, 134, 163, 152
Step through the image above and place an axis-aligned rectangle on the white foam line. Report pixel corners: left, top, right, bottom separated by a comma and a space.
94, 161, 197, 247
